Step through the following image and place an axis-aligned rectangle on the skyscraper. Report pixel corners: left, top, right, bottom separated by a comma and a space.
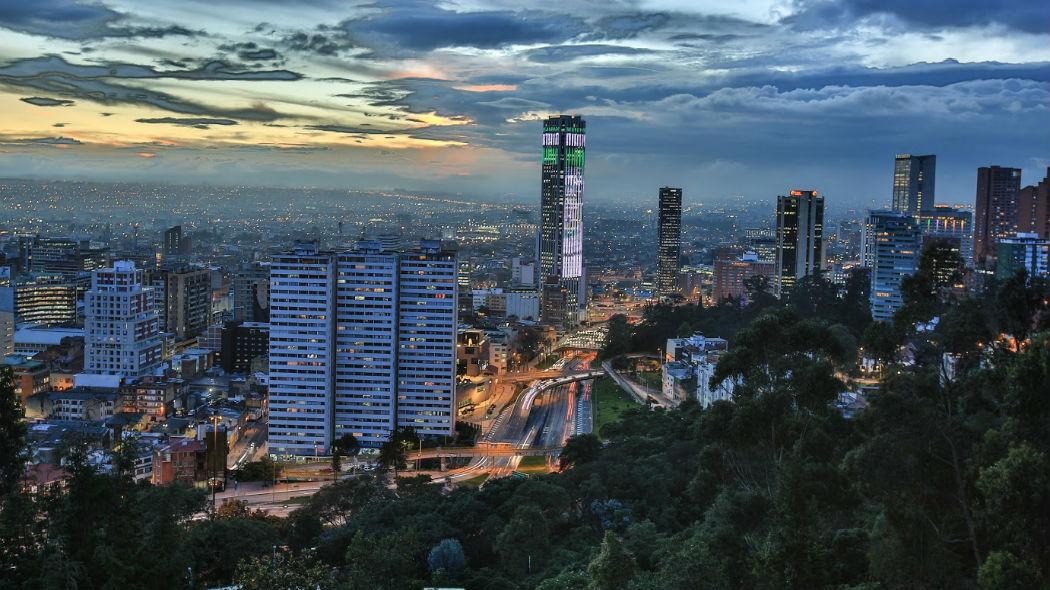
995, 233, 1049, 280
84, 261, 163, 377
657, 187, 683, 295
538, 115, 586, 329
267, 240, 457, 457
774, 190, 825, 296
892, 154, 936, 215
232, 262, 270, 322
1017, 167, 1050, 239
163, 226, 183, 257
868, 211, 922, 321
974, 165, 1022, 267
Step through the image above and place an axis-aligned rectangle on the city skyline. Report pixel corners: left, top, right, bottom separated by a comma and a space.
0, 1, 1047, 205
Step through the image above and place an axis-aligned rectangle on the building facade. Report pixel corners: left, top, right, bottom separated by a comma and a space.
267, 240, 457, 457
868, 211, 922, 321
892, 154, 936, 215
713, 252, 775, 304
774, 190, 825, 296
148, 264, 212, 341
995, 233, 1049, 280
974, 165, 1023, 267
657, 187, 683, 295
233, 262, 270, 322
83, 261, 163, 378
538, 115, 586, 328
917, 205, 974, 268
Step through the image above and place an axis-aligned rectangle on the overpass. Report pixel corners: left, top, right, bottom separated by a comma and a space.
407, 443, 559, 460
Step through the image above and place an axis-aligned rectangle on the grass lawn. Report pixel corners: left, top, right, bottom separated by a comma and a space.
458, 474, 490, 488
515, 455, 550, 475
592, 377, 639, 439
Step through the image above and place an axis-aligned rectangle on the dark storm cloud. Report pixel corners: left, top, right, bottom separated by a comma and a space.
135, 117, 240, 128
305, 124, 394, 135
787, 0, 1050, 34
0, 55, 300, 122
20, 96, 75, 107
585, 12, 671, 40
0, 0, 202, 40
524, 44, 657, 64
342, 0, 586, 52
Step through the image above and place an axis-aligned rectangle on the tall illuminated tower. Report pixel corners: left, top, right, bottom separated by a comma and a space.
538, 115, 586, 328
892, 154, 936, 215
774, 190, 825, 296
657, 187, 682, 295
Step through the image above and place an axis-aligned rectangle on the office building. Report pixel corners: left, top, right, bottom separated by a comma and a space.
15, 273, 83, 327
868, 211, 922, 321
163, 226, 183, 257
268, 240, 457, 456
538, 115, 586, 328
511, 257, 536, 288
220, 321, 269, 374
892, 154, 936, 215
974, 166, 1023, 267
995, 233, 1049, 280
83, 261, 163, 378
19, 236, 108, 277
232, 262, 270, 323
657, 187, 683, 295
713, 252, 775, 304
147, 264, 212, 341
774, 190, 825, 296
917, 205, 974, 267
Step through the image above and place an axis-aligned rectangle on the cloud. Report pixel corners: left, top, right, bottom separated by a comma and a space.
343, 1, 586, 53
20, 96, 74, 107
305, 124, 399, 135
477, 97, 551, 109
786, 0, 1050, 34
0, 0, 202, 40
219, 42, 281, 62
0, 55, 300, 122
524, 44, 656, 64
135, 117, 240, 128
0, 135, 82, 146
283, 30, 355, 56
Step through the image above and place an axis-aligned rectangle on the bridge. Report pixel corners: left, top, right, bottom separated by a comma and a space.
407, 443, 559, 460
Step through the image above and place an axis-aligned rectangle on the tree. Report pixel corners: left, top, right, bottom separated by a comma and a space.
428, 538, 467, 581
331, 433, 360, 475
588, 532, 637, 590
187, 515, 281, 586
861, 320, 902, 366
560, 434, 602, 470
0, 367, 27, 493
342, 529, 424, 590
600, 314, 631, 360
234, 553, 333, 590
497, 505, 551, 574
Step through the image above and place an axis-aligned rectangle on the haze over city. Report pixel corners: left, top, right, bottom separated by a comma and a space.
0, 0, 1048, 204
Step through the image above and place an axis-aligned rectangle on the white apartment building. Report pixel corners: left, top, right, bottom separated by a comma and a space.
83, 261, 163, 378
268, 240, 457, 457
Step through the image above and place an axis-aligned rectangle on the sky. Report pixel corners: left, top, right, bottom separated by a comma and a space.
0, 0, 1047, 206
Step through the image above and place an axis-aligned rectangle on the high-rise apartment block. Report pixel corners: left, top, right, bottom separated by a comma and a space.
163, 226, 183, 257
538, 115, 586, 328
147, 264, 212, 341
995, 233, 1049, 280
233, 262, 270, 322
267, 240, 457, 456
868, 211, 922, 321
774, 190, 825, 296
892, 154, 936, 215
657, 187, 683, 295
84, 261, 163, 378
974, 166, 1023, 267
1017, 167, 1050, 239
